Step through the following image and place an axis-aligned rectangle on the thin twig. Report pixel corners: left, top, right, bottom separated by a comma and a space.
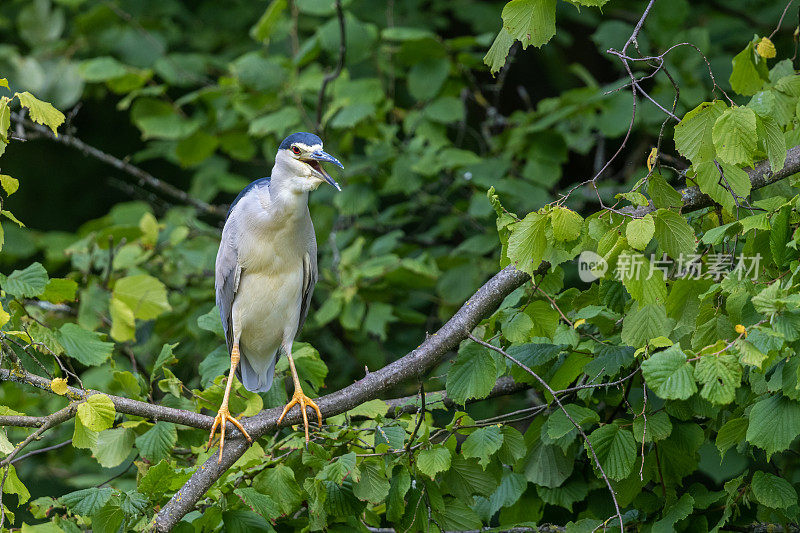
315, 0, 346, 130
11, 439, 72, 465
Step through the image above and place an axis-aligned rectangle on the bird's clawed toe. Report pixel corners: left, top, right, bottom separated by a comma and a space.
277, 388, 323, 443
207, 405, 252, 463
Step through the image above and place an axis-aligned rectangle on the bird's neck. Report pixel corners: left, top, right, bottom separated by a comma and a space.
260, 173, 309, 223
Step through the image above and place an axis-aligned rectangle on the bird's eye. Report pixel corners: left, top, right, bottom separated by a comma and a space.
291, 146, 301, 155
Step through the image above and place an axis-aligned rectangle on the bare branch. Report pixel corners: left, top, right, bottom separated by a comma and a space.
10, 112, 226, 219
0, 369, 214, 430
0, 405, 77, 466
316, 0, 346, 130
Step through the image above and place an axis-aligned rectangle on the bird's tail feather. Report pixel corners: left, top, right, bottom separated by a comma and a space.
238, 346, 277, 393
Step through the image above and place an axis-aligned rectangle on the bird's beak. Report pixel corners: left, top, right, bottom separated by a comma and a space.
307, 150, 343, 191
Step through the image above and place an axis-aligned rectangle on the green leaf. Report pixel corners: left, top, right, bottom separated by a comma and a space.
523, 440, 573, 488
770, 205, 791, 267
652, 494, 694, 533
407, 58, 449, 101
757, 115, 786, 172
60, 487, 113, 516
250, 0, 287, 42
484, 28, 515, 74
0, 174, 19, 195
550, 207, 582, 241
620, 253, 667, 305
751, 471, 797, 509
252, 465, 303, 515
545, 404, 600, 440
446, 342, 497, 405
621, 304, 672, 348
112, 274, 171, 320
442, 455, 499, 502
72, 417, 98, 450
78, 57, 129, 82
462, 426, 504, 468
197, 306, 224, 338
648, 173, 683, 209
641, 346, 698, 400
626, 215, 655, 251
501, 0, 557, 49
653, 209, 696, 259
77, 394, 115, 432
91, 427, 134, 468
319, 452, 358, 485
137, 460, 183, 498
56, 324, 114, 366
507, 211, 547, 275
353, 460, 390, 504
0, 262, 48, 298
673, 100, 727, 164
498, 426, 527, 465
693, 354, 741, 405
135, 422, 177, 463
417, 446, 452, 479
585, 424, 636, 481
92, 500, 126, 533
716, 417, 748, 457
15, 91, 65, 135
633, 410, 672, 443
729, 42, 766, 96
712, 106, 757, 166
347, 399, 389, 418
234, 487, 281, 520
152, 342, 179, 380
746, 394, 800, 457
3, 465, 29, 504
40, 278, 78, 303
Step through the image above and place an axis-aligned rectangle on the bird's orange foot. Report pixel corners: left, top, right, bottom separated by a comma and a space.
207, 405, 252, 463
277, 388, 323, 442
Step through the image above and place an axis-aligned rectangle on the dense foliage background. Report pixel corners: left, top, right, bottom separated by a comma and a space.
1, 0, 800, 531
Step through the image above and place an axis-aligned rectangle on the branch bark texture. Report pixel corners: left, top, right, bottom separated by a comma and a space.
624, 145, 800, 217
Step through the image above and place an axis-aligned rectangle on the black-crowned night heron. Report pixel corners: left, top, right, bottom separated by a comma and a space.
207, 132, 343, 460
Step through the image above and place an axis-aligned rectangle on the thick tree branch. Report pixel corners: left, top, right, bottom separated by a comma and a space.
153, 263, 541, 531
624, 145, 800, 217
10, 112, 226, 219
0, 369, 215, 429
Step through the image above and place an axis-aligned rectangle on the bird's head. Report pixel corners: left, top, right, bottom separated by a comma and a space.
275, 132, 343, 192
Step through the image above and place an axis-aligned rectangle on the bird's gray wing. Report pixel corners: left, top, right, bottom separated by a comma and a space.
297, 226, 318, 334
215, 226, 241, 351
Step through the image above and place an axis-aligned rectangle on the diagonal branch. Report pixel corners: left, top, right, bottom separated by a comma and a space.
153, 263, 542, 531
10, 112, 226, 219
624, 144, 800, 217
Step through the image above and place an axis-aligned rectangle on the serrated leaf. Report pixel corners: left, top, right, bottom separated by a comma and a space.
523, 440, 573, 488
674, 100, 727, 164
641, 346, 698, 400
507, 211, 548, 275
77, 394, 115, 432
716, 417, 748, 457
484, 28, 515, 74
550, 207, 582, 241
137, 460, 180, 497
585, 424, 636, 481
546, 404, 600, 440
653, 209, 696, 259
462, 426, 504, 468
0, 174, 19, 195
135, 422, 177, 463
235, 487, 281, 520
694, 354, 742, 405
0, 262, 48, 298
60, 487, 113, 516
353, 460, 390, 504
501, 0, 556, 49
112, 274, 171, 320
757, 115, 786, 172
712, 106, 757, 166
729, 42, 766, 96
633, 410, 672, 443
56, 323, 114, 366
770, 205, 791, 267
72, 417, 98, 449
652, 494, 694, 533
252, 464, 302, 515
15, 91, 65, 134
417, 446, 451, 479
747, 395, 800, 457
621, 304, 672, 348
446, 342, 497, 405
751, 471, 797, 509
626, 215, 655, 250
91, 427, 134, 468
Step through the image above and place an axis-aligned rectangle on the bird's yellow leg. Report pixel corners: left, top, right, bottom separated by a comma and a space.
207, 343, 252, 462
276, 350, 323, 442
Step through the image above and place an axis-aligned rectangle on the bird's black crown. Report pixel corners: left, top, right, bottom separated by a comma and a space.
279, 132, 322, 150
